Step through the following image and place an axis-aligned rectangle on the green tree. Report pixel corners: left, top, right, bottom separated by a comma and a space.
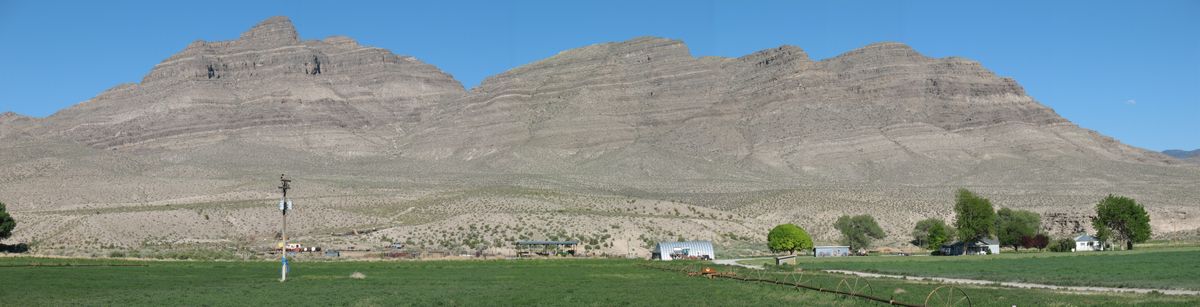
953, 189, 996, 255
926, 220, 953, 251
767, 224, 813, 255
911, 218, 934, 247
0, 201, 15, 241
1093, 195, 1151, 250
834, 215, 886, 250
912, 218, 954, 250
995, 208, 1041, 252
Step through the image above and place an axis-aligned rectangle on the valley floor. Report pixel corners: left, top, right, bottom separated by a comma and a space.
2, 251, 1198, 306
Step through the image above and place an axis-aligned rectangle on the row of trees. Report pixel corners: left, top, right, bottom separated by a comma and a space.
767, 190, 1152, 255
912, 190, 1152, 253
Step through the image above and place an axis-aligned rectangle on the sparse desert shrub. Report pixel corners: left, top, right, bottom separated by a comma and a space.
1049, 238, 1074, 252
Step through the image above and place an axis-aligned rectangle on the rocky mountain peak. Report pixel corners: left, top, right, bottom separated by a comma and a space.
0, 111, 33, 136
44, 16, 465, 151
237, 16, 299, 48
736, 45, 812, 68
822, 42, 923, 67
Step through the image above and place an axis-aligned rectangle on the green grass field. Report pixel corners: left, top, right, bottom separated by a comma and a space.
2, 256, 1198, 306
0, 257, 846, 306
741, 247, 1200, 290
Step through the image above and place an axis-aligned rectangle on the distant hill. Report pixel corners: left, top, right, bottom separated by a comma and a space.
1162, 149, 1200, 159
1162, 149, 1200, 163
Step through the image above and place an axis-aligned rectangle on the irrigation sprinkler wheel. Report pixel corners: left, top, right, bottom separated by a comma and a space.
835, 276, 873, 297
924, 286, 972, 307
682, 263, 697, 274
784, 271, 806, 287
752, 269, 769, 282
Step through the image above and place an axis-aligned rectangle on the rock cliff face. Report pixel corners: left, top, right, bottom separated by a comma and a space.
43, 16, 463, 153
404, 37, 1176, 181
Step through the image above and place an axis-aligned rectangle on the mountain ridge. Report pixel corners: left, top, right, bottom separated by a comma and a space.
1, 16, 1196, 255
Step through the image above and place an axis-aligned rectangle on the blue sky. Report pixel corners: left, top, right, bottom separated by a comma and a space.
0, 0, 1196, 150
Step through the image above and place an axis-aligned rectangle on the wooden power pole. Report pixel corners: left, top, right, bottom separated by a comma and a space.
278, 174, 292, 282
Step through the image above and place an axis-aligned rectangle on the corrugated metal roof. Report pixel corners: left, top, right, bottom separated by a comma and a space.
653, 241, 715, 260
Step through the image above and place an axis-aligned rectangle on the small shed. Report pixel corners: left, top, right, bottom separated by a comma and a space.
775, 255, 797, 265
652, 241, 715, 260
813, 246, 851, 257
1074, 235, 1105, 252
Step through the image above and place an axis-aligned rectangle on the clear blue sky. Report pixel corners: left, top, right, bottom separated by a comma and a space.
1, 0, 1196, 151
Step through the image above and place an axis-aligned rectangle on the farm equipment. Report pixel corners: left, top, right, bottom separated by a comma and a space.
687, 267, 735, 279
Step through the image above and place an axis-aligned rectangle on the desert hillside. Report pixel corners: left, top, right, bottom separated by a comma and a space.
1, 16, 1197, 257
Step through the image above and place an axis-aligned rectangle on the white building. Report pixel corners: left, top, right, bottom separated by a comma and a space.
813, 245, 851, 257
1074, 234, 1105, 252
652, 241, 715, 260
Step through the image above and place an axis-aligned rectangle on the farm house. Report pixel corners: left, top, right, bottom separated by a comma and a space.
1074, 235, 1105, 251
812, 246, 851, 257
652, 241, 715, 260
940, 238, 1000, 255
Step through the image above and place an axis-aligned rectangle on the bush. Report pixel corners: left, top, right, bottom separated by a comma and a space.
0, 243, 29, 253
0, 201, 16, 240
1049, 238, 1075, 252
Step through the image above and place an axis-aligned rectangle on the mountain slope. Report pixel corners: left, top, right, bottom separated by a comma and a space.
404, 37, 1178, 183
2, 17, 1197, 255
40, 16, 464, 154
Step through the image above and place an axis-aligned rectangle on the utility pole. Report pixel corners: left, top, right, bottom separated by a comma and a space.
278, 174, 292, 282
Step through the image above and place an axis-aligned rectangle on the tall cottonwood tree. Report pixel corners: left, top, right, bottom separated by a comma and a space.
1093, 195, 1151, 250
953, 189, 996, 255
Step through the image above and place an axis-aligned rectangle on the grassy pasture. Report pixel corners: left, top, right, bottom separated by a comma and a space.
0, 256, 1196, 306
741, 247, 1200, 290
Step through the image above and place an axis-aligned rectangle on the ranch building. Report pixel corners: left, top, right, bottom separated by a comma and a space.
940, 238, 1000, 255
1073, 234, 1105, 251
813, 245, 851, 257
652, 241, 715, 260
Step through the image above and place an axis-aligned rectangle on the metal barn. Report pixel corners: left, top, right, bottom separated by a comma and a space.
652, 241, 716, 260
813, 246, 851, 257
